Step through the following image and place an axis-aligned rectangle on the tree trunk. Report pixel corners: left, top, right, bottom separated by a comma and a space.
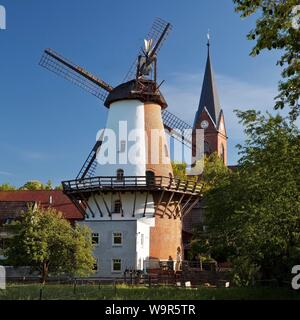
41, 261, 49, 284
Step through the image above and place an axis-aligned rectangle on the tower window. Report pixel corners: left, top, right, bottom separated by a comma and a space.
164, 144, 169, 157
221, 144, 225, 163
112, 259, 122, 272
146, 170, 155, 185
120, 140, 126, 153
113, 200, 122, 213
204, 141, 211, 156
116, 169, 124, 181
112, 232, 123, 246
141, 234, 144, 248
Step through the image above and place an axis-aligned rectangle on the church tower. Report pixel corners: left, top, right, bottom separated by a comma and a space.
193, 38, 227, 164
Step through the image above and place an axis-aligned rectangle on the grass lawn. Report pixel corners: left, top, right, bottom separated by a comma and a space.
0, 284, 299, 300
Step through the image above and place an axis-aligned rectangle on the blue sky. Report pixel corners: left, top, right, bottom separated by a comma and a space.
0, 0, 284, 187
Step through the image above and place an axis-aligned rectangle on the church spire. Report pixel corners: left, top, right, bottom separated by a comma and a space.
193, 35, 221, 128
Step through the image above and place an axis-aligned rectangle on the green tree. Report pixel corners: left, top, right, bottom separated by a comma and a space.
171, 161, 188, 180
189, 153, 231, 261
204, 110, 300, 284
201, 153, 231, 192
233, 0, 300, 119
6, 206, 95, 284
45, 180, 53, 190
0, 183, 17, 190
19, 180, 53, 190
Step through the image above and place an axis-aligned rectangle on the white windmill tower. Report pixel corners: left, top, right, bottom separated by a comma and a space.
40, 18, 203, 277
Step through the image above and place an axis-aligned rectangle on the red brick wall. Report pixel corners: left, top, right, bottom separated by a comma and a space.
144, 102, 173, 177
149, 193, 182, 261
195, 110, 227, 165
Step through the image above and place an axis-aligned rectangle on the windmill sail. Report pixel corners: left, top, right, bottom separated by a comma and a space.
123, 18, 172, 82
39, 48, 113, 102
162, 110, 193, 148
76, 140, 103, 179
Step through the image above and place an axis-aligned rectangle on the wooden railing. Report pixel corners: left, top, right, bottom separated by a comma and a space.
62, 176, 203, 195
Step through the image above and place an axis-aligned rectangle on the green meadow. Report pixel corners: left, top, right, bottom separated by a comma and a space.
0, 284, 299, 300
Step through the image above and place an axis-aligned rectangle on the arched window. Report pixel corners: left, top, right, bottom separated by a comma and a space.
220, 144, 225, 163
114, 200, 121, 213
146, 170, 155, 185
204, 141, 211, 157
116, 169, 124, 181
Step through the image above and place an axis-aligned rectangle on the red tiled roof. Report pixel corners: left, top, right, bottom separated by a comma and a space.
0, 201, 32, 223
0, 191, 83, 221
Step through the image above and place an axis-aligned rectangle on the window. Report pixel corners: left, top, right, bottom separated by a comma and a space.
119, 140, 126, 153
221, 144, 225, 164
141, 234, 144, 248
112, 259, 122, 272
164, 144, 169, 157
204, 141, 211, 156
146, 170, 155, 185
116, 169, 124, 181
92, 233, 99, 245
112, 232, 122, 246
113, 200, 121, 213
93, 259, 98, 271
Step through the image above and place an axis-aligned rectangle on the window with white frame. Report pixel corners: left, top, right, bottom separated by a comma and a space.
112, 232, 122, 246
112, 259, 122, 272
92, 233, 100, 245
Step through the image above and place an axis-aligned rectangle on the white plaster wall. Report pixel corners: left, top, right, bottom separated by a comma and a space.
95, 100, 146, 178
81, 191, 155, 278
80, 220, 137, 278
86, 192, 155, 220
136, 220, 151, 271
78, 219, 153, 278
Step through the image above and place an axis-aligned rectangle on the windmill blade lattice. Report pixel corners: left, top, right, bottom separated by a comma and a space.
76, 140, 103, 179
123, 17, 173, 82
162, 109, 193, 148
40, 48, 113, 102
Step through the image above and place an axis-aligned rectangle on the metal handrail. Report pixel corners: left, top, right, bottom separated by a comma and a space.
62, 176, 203, 195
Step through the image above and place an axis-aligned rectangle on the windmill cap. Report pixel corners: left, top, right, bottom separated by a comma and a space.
104, 79, 168, 109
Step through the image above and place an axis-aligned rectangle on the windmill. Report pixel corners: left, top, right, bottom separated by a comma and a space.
39, 18, 198, 180
40, 18, 203, 276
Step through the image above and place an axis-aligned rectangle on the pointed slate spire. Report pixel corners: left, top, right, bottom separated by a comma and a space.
193, 36, 221, 128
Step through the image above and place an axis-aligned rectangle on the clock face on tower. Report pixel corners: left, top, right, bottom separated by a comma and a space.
201, 120, 209, 129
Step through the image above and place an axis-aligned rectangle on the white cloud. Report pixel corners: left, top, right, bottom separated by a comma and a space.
0, 171, 13, 176
23, 151, 47, 160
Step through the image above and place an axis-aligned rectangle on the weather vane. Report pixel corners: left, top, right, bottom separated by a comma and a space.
207, 29, 210, 47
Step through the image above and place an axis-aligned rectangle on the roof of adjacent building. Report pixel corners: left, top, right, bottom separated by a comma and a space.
193, 44, 222, 128
0, 190, 83, 221
0, 201, 32, 222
